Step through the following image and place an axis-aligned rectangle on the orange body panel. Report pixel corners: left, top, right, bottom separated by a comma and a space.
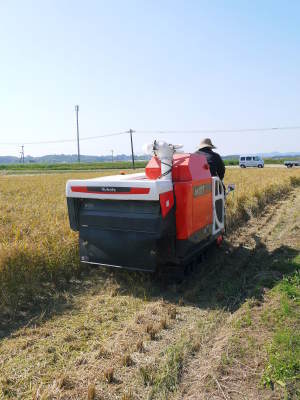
145, 153, 213, 240
145, 153, 211, 182
191, 179, 213, 233
172, 153, 211, 182
175, 179, 213, 240
159, 190, 174, 218
145, 156, 161, 179
173, 153, 213, 240
174, 183, 193, 239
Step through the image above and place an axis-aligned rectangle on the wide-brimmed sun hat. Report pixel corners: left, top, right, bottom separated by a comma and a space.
197, 138, 216, 150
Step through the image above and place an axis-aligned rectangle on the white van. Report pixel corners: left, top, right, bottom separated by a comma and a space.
239, 155, 264, 168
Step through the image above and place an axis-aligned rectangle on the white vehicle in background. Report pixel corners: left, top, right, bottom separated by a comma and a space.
239, 155, 264, 168
284, 160, 300, 168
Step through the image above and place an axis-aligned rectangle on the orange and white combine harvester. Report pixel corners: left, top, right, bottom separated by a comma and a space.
66, 141, 233, 278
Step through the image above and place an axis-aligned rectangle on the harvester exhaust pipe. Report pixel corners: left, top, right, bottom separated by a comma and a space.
143, 140, 183, 181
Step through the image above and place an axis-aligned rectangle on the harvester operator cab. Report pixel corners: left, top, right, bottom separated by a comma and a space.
66, 140, 233, 274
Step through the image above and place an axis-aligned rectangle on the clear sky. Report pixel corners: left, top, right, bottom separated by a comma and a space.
0, 0, 299, 157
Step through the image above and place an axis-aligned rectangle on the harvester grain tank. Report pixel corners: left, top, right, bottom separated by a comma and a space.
66, 141, 232, 276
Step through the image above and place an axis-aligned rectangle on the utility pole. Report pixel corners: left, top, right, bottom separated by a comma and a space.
129, 129, 135, 169
75, 105, 80, 163
20, 145, 25, 164
111, 150, 114, 163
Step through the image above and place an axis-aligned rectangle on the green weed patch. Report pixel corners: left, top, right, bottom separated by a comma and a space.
262, 255, 300, 395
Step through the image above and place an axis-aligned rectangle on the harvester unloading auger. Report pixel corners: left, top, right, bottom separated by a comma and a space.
66, 141, 234, 278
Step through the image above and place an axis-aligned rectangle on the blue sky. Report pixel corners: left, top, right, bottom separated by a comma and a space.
0, 0, 299, 157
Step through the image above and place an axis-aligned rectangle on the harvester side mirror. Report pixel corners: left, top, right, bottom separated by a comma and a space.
226, 184, 235, 195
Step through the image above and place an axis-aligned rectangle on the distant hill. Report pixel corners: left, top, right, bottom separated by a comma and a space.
0, 152, 299, 164
261, 151, 300, 159
0, 154, 151, 164
222, 152, 300, 161
222, 155, 240, 160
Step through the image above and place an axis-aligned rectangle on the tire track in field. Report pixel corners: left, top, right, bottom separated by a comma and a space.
173, 187, 300, 400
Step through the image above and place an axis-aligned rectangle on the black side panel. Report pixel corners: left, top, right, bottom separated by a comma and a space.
80, 228, 158, 271
78, 200, 175, 272
79, 199, 161, 233
176, 224, 212, 259
67, 198, 80, 231
215, 198, 223, 222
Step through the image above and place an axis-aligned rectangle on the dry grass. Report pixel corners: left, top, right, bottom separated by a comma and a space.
0, 168, 299, 314
0, 171, 108, 313
173, 187, 300, 400
103, 367, 114, 383
223, 168, 300, 230
168, 305, 177, 320
87, 383, 96, 400
0, 168, 300, 400
136, 339, 144, 352
121, 391, 133, 400
146, 323, 159, 340
159, 317, 168, 330
122, 353, 133, 367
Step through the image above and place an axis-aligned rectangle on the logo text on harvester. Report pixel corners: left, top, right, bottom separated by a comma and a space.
193, 183, 212, 197
100, 187, 117, 192
86, 186, 133, 193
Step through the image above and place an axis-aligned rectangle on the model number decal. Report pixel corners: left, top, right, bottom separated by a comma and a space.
193, 183, 212, 197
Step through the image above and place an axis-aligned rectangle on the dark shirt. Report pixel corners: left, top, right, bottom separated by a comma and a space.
196, 147, 225, 180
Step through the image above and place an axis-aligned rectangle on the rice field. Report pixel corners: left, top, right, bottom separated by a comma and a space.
0, 168, 299, 315
0, 167, 299, 399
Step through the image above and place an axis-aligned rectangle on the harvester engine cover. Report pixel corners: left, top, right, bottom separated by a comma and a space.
66, 141, 225, 273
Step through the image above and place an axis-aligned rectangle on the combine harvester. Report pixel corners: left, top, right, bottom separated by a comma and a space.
66, 141, 234, 278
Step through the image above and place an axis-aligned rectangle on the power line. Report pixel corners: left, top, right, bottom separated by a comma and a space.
80, 131, 129, 141
0, 125, 299, 146
136, 126, 300, 134
0, 131, 129, 145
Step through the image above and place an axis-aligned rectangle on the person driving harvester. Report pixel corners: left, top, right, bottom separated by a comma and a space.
195, 138, 225, 180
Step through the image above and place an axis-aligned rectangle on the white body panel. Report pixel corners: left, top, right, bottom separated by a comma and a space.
66, 172, 172, 201
212, 177, 225, 235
